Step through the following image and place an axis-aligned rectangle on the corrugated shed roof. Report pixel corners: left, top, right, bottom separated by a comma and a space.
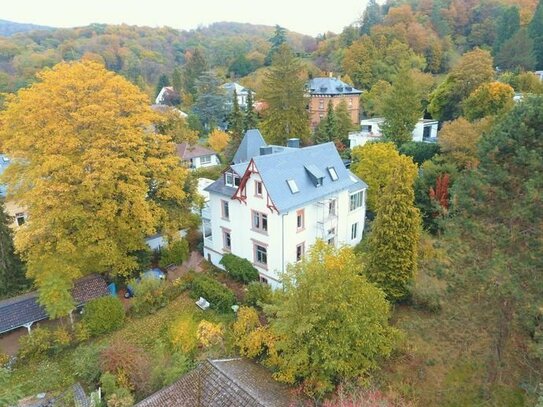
232, 129, 267, 164
135, 358, 295, 407
0, 274, 108, 334
308, 77, 362, 95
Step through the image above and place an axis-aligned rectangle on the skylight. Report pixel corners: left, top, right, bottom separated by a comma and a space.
328, 167, 338, 181
287, 179, 299, 194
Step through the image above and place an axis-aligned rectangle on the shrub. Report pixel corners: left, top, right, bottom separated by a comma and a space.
83, 296, 125, 336
196, 320, 224, 348
131, 276, 168, 316
100, 339, 152, 396
74, 321, 91, 343
157, 352, 193, 387
169, 315, 198, 354
159, 239, 189, 268
410, 277, 443, 313
51, 327, 72, 354
189, 275, 236, 312
17, 327, 53, 361
245, 282, 272, 307
220, 253, 259, 283
72, 343, 103, 384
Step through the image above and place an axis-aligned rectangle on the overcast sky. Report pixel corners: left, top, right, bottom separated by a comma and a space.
2, 0, 366, 36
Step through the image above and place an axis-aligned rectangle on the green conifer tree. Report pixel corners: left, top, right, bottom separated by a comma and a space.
261, 44, 310, 145
155, 74, 170, 99
366, 168, 421, 301
529, 0, 543, 69
228, 90, 245, 138
244, 90, 259, 131
314, 101, 337, 144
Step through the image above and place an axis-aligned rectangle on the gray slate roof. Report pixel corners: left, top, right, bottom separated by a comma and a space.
308, 77, 362, 96
206, 142, 366, 213
0, 274, 108, 334
136, 358, 294, 407
232, 129, 267, 164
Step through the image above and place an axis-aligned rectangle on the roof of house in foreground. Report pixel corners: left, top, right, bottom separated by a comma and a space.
135, 358, 295, 407
0, 274, 108, 334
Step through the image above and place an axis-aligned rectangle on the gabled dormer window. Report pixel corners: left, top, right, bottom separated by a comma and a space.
225, 172, 240, 187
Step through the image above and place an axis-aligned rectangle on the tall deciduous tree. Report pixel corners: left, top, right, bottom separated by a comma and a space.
261, 44, 310, 145
493, 6, 521, 54
351, 142, 418, 212
0, 199, 27, 297
365, 167, 421, 301
462, 81, 515, 122
528, 0, 543, 69
438, 117, 491, 169
0, 61, 191, 317
428, 48, 494, 121
155, 108, 199, 144
495, 28, 536, 71
266, 241, 398, 396
381, 69, 423, 146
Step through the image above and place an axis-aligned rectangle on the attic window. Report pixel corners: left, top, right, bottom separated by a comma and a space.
287, 179, 299, 194
328, 167, 338, 181
225, 172, 233, 187
305, 164, 325, 187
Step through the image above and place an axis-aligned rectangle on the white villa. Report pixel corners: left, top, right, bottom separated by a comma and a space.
349, 117, 439, 148
176, 143, 221, 170
202, 129, 367, 288
222, 82, 252, 108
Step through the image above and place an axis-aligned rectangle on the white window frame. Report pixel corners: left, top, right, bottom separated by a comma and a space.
200, 155, 212, 165
351, 222, 358, 240
350, 190, 364, 211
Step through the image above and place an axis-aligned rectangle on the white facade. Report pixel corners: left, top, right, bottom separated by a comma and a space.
188, 154, 221, 169
222, 82, 251, 108
349, 118, 439, 148
202, 144, 367, 289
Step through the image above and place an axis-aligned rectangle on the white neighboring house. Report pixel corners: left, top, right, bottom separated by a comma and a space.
222, 82, 252, 108
151, 104, 188, 119
176, 143, 221, 170
349, 118, 439, 149
202, 129, 368, 289
155, 86, 181, 106
534, 71, 543, 81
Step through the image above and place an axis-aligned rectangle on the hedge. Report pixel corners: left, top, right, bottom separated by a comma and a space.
190, 275, 236, 312
219, 253, 259, 284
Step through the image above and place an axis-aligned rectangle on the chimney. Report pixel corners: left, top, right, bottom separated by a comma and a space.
260, 146, 273, 156
287, 138, 300, 148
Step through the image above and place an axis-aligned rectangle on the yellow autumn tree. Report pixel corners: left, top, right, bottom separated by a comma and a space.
207, 129, 230, 153
350, 142, 418, 212
0, 61, 192, 318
